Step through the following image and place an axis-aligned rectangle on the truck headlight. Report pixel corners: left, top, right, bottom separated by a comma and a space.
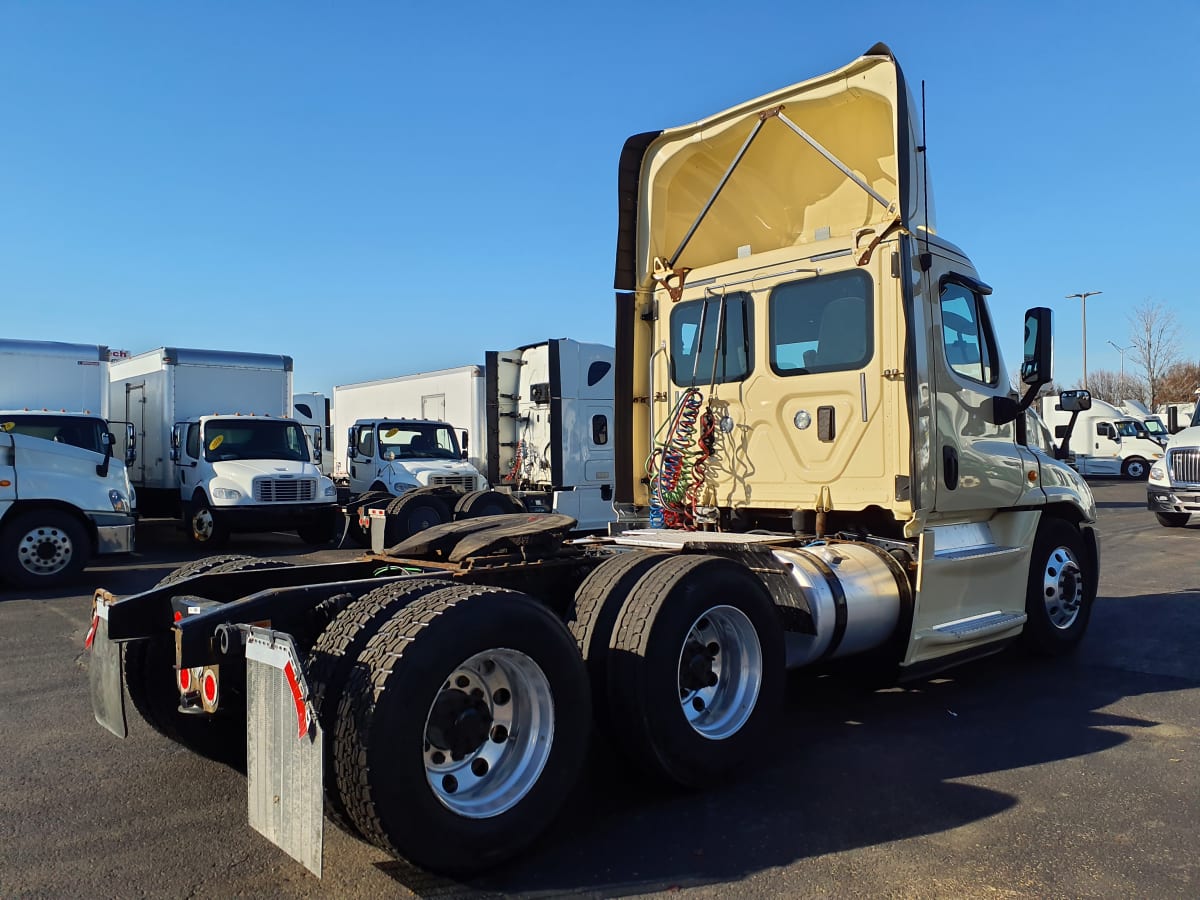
1149, 463, 1167, 482
212, 487, 241, 501
323, 483, 336, 497
392, 482, 414, 495
108, 490, 129, 513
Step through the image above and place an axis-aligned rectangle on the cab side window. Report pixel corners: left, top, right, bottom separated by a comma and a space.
185, 424, 201, 459
940, 281, 999, 386
357, 428, 375, 458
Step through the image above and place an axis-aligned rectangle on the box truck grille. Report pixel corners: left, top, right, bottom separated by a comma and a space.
1168, 448, 1200, 485
253, 478, 317, 502
429, 475, 477, 491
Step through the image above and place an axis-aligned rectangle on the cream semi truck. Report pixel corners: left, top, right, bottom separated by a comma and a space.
87, 44, 1098, 878
0, 339, 136, 587
1147, 403, 1200, 526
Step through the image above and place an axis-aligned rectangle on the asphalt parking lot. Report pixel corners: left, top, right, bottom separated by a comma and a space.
1, 481, 1197, 899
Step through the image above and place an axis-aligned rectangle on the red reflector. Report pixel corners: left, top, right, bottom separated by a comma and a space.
173, 611, 183, 623
84, 614, 99, 649
283, 661, 309, 740
178, 668, 191, 691
202, 671, 217, 704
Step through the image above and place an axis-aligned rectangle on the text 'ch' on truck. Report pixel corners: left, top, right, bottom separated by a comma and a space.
110, 347, 339, 546
87, 43, 1099, 878
0, 339, 136, 588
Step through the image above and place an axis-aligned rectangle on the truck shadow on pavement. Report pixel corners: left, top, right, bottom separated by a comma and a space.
376, 609, 1194, 898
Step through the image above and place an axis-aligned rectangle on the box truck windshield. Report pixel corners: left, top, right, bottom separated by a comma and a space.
2, 413, 109, 455
376, 422, 461, 461
199, 419, 310, 463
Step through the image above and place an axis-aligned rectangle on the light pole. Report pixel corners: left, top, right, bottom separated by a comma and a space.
1066, 291, 1102, 389
1106, 339, 1132, 380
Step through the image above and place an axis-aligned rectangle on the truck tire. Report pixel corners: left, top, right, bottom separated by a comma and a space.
345, 491, 392, 548
186, 495, 229, 547
333, 584, 590, 874
453, 490, 525, 520
606, 554, 784, 788
1121, 457, 1148, 479
155, 554, 254, 589
565, 550, 673, 734
383, 493, 451, 546
1020, 517, 1094, 656
0, 508, 90, 588
1155, 512, 1190, 528
307, 577, 456, 833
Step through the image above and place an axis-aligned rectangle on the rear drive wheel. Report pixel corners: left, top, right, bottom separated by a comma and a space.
1021, 517, 1093, 655
307, 577, 456, 832
186, 495, 229, 547
566, 550, 673, 735
606, 554, 784, 787
453, 490, 524, 520
1121, 457, 1149, 479
0, 509, 90, 588
334, 584, 590, 874
1155, 512, 1190, 527
383, 493, 451, 546
155, 554, 254, 588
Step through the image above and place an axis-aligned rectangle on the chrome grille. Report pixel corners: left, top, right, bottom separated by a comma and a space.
429, 475, 476, 491
1168, 448, 1200, 485
253, 478, 317, 502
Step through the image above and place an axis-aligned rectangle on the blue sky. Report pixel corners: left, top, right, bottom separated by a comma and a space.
2, 2, 1196, 395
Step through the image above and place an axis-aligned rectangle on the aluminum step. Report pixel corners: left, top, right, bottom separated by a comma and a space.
917, 611, 1027, 646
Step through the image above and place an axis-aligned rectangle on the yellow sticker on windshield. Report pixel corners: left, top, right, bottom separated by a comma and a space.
384, 428, 399, 438
1, 422, 13, 432
208, 435, 225, 451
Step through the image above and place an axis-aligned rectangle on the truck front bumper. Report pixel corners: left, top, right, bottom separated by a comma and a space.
89, 513, 137, 555
1146, 486, 1200, 515
212, 502, 338, 533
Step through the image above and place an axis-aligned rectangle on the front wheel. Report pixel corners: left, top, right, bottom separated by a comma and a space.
606, 554, 784, 787
0, 509, 90, 588
1155, 512, 1190, 528
1122, 457, 1149, 479
333, 584, 590, 874
1021, 517, 1093, 656
186, 495, 228, 547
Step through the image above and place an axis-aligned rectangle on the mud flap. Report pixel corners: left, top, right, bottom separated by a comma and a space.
88, 603, 127, 739
245, 629, 324, 878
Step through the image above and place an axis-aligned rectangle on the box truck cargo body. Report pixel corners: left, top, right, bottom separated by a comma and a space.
110, 348, 337, 543
0, 338, 113, 418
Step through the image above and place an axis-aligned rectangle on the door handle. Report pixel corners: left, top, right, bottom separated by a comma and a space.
942, 446, 959, 490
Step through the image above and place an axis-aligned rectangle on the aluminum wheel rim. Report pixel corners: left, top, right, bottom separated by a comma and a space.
1126, 460, 1146, 478
1042, 545, 1084, 630
16, 525, 74, 576
676, 605, 763, 740
423, 648, 554, 819
192, 507, 215, 541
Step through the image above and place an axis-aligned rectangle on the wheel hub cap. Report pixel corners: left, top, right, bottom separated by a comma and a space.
1042, 546, 1084, 630
17, 527, 73, 575
676, 606, 763, 740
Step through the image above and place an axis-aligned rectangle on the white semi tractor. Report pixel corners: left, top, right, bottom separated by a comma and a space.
0, 339, 136, 587
110, 348, 338, 545
292, 392, 333, 477
89, 44, 1098, 879
333, 338, 616, 537
1147, 403, 1200, 527
1040, 393, 1164, 478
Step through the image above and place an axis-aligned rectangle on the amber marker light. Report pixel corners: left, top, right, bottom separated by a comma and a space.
1028, 470, 1038, 482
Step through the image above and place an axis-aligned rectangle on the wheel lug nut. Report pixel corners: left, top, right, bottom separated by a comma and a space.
707, 673, 718, 687
471, 758, 489, 777
707, 641, 720, 656
455, 675, 470, 688
491, 725, 508, 743
430, 751, 445, 765
692, 697, 705, 712
470, 687, 484, 699
493, 688, 510, 706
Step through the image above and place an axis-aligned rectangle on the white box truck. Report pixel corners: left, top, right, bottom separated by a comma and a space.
110, 348, 338, 545
0, 339, 136, 587
333, 339, 616, 542
1040, 393, 1164, 478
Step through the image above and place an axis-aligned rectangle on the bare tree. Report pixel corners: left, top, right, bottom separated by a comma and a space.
1074, 369, 1146, 405
1128, 300, 1180, 408
1157, 360, 1200, 404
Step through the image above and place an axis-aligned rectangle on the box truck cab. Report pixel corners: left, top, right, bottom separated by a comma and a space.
293, 392, 333, 478
1041, 394, 1163, 478
171, 414, 338, 545
345, 418, 485, 498
1147, 403, 1200, 527
0, 412, 136, 587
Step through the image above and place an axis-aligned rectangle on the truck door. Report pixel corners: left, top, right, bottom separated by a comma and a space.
0, 432, 16, 507
929, 271, 1028, 514
121, 382, 146, 485
347, 425, 376, 494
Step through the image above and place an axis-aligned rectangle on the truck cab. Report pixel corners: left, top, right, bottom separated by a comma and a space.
344, 418, 485, 497
1042, 396, 1163, 479
171, 414, 338, 545
0, 411, 136, 587
1147, 403, 1200, 527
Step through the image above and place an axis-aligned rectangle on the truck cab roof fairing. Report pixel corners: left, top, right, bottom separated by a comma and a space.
614, 43, 932, 293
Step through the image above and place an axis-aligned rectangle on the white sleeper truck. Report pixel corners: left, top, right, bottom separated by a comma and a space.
88, 44, 1098, 879
1041, 393, 1164, 478
0, 339, 136, 587
110, 347, 338, 545
1147, 403, 1200, 527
